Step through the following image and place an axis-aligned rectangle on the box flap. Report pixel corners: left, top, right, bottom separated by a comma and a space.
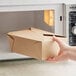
7, 27, 54, 42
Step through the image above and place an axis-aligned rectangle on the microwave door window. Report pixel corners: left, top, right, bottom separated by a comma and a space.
44, 10, 55, 26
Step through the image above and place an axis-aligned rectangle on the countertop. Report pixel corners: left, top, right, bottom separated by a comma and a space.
0, 59, 76, 76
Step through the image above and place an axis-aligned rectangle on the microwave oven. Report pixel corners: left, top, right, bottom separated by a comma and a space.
0, 3, 66, 60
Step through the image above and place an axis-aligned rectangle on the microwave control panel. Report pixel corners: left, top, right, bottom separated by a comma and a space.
69, 11, 76, 46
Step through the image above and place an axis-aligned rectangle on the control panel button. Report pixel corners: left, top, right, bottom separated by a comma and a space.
72, 26, 76, 35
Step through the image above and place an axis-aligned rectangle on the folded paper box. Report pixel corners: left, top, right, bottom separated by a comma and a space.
7, 27, 67, 60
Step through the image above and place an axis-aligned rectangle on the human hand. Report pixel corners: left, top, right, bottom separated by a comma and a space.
47, 51, 68, 62
47, 36, 69, 62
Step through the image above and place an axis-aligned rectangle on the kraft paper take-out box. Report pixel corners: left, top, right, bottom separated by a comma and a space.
7, 27, 67, 60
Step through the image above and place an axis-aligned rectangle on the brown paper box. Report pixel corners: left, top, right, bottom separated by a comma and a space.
7, 27, 67, 60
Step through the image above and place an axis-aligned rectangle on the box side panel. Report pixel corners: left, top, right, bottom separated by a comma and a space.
42, 40, 60, 60
42, 41, 53, 60
12, 36, 42, 60
7, 35, 15, 51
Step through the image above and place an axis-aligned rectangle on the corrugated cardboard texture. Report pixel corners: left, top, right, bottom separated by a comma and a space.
7, 27, 66, 60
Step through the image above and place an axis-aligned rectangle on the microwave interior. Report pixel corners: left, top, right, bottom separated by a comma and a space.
0, 10, 55, 61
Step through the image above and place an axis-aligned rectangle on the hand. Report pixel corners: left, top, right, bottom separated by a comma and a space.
47, 51, 69, 62
52, 36, 70, 52
47, 36, 69, 62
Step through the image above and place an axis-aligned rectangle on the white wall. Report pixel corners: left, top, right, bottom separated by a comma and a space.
0, 0, 76, 5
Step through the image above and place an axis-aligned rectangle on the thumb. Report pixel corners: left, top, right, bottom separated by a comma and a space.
52, 36, 66, 48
